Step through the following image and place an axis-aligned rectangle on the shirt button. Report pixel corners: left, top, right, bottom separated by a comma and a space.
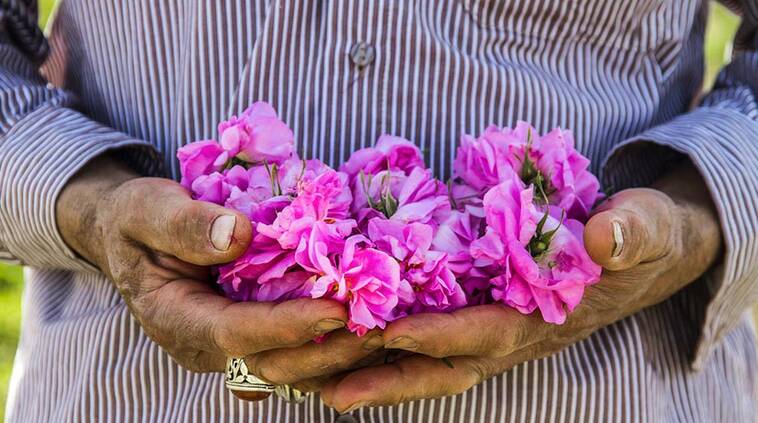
335, 414, 359, 423
349, 42, 375, 67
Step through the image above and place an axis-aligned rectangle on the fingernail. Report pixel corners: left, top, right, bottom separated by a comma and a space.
361, 335, 384, 351
211, 215, 236, 251
342, 402, 367, 414
313, 319, 345, 334
611, 220, 624, 258
384, 336, 418, 351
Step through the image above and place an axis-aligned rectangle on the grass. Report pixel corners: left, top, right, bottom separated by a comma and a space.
704, 2, 741, 88
0, 264, 23, 422
0, 1, 744, 421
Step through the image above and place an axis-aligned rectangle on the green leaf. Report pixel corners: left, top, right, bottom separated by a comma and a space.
382, 191, 398, 217
528, 209, 565, 260
223, 156, 250, 170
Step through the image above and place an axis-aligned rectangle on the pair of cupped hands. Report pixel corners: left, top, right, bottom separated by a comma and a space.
57, 154, 721, 413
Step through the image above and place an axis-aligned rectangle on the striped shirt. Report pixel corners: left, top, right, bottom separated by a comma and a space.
2, 0, 758, 421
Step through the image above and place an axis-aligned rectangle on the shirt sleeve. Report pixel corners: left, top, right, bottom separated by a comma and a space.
0, 0, 161, 272
601, 1, 758, 368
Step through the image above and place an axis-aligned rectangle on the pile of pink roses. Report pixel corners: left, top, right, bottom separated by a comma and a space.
178, 102, 602, 335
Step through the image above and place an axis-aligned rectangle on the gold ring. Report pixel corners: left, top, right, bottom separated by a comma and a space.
225, 357, 307, 404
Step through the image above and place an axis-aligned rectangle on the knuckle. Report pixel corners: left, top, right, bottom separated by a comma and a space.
482, 343, 506, 359
211, 320, 247, 357
114, 180, 149, 229
646, 188, 676, 211
320, 348, 359, 370
211, 324, 234, 355
462, 359, 493, 388
427, 340, 456, 359
142, 327, 172, 350
110, 179, 138, 212
278, 328, 308, 347
129, 291, 161, 328
489, 317, 529, 358
269, 305, 312, 346
305, 299, 347, 323
143, 327, 178, 355
253, 356, 298, 385
114, 269, 152, 302
170, 350, 213, 373
418, 315, 462, 358
134, 289, 207, 356
246, 355, 267, 379
169, 206, 196, 246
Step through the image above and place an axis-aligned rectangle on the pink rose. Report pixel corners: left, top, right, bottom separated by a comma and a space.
453, 123, 602, 222
504, 123, 601, 221
277, 158, 333, 195
343, 137, 447, 229
432, 210, 480, 276
191, 164, 280, 208
218, 101, 295, 164
431, 210, 493, 303
220, 164, 356, 302
222, 159, 341, 224
190, 172, 232, 204
257, 168, 354, 249
470, 175, 601, 324
217, 236, 298, 301
368, 219, 466, 314
294, 168, 353, 220
310, 235, 402, 336
452, 132, 514, 192
222, 165, 252, 190
220, 165, 356, 302
291, 220, 354, 276
255, 271, 315, 302
222, 165, 293, 223
352, 167, 450, 227
177, 140, 227, 188
448, 182, 485, 217
226, 187, 291, 225
340, 135, 425, 182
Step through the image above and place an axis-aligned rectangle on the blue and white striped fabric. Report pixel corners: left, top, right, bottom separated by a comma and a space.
1, 0, 758, 421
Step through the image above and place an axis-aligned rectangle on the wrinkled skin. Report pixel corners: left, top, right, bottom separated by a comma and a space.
56, 155, 384, 386
319, 162, 723, 413
56, 156, 721, 408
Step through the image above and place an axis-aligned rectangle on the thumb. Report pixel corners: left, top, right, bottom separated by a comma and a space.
120, 178, 252, 265
584, 188, 675, 271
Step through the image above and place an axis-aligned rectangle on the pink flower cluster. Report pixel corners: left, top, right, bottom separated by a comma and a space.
452, 122, 602, 324
178, 102, 603, 333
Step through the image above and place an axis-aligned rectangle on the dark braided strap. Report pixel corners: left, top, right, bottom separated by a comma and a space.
0, 0, 48, 64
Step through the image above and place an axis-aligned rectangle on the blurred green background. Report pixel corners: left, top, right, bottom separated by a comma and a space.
0, 1, 745, 420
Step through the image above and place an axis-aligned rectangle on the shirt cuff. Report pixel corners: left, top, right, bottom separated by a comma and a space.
601, 107, 758, 369
0, 105, 162, 272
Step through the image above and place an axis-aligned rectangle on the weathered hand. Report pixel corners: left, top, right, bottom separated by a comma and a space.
321, 162, 722, 412
56, 156, 382, 382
